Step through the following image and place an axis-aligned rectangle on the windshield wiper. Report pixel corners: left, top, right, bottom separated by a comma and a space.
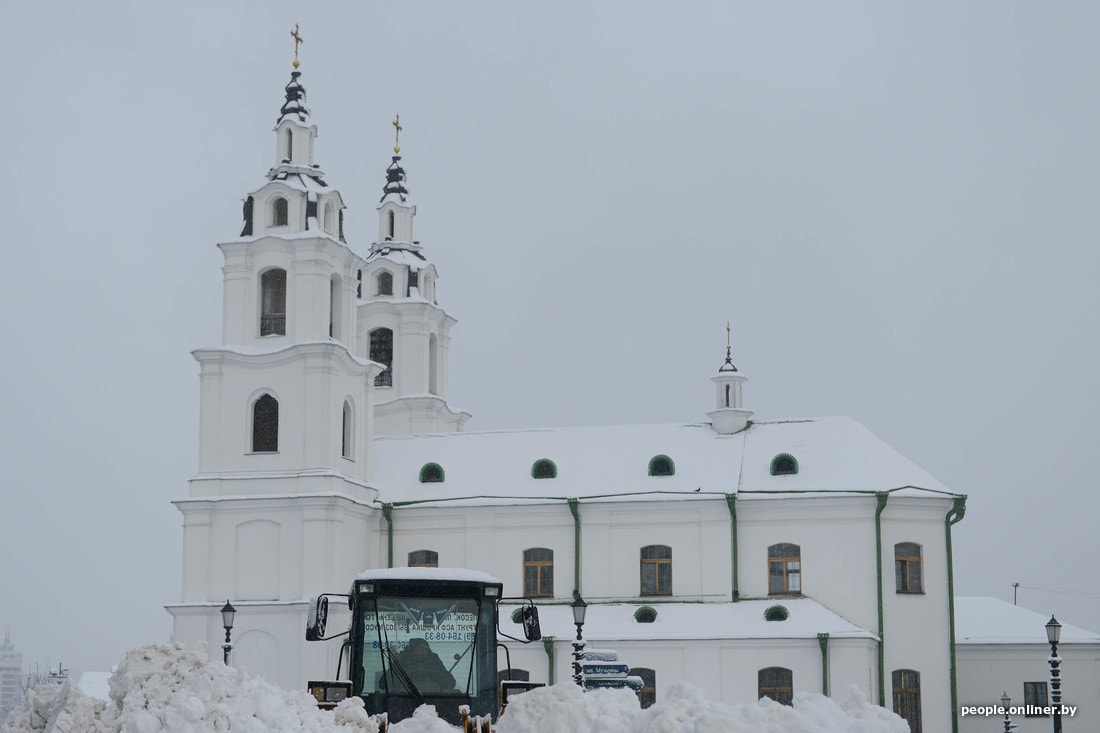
385, 647, 424, 703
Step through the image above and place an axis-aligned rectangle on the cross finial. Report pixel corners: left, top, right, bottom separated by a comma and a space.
393, 114, 403, 153
726, 321, 732, 358
291, 24, 304, 69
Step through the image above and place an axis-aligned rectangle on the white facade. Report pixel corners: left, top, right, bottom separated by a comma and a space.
168, 64, 1008, 733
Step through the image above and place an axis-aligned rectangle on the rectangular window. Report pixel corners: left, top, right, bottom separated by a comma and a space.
1023, 682, 1049, 715
523, 549, 553, 597
768, 543, 801, 595
758, 667, 793, 706
895, 543, 923, 594
640, 545, 672, 596
892, 669, 922, 733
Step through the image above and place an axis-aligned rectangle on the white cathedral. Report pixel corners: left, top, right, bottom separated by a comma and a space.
166, 63, 1100, 733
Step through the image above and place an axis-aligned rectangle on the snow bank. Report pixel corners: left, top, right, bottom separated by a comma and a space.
496, 680, 910, 733
1, 643, 909, 733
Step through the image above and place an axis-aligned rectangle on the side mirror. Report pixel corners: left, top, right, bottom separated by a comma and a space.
521, 604, 541, 642
306, 595, 329, 641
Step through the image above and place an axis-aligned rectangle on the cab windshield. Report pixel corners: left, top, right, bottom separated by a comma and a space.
360, 595, 482, 698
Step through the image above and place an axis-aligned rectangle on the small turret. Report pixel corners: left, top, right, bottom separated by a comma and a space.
707, 323, 753, 434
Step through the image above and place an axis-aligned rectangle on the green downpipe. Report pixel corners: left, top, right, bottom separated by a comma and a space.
725, 494, 739, 601
817, 633, 830, 695
568, 499, 581, 599
945, 496, 967, 733
542, 636, 556, 685
874, 492, 888, 705
382, 503, 394, 568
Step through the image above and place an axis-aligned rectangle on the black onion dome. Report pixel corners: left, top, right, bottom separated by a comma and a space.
381, 155, 409, 202
277, 71, 310, 124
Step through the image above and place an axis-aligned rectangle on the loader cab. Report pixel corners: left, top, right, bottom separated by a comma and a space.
307, 568, 539, 725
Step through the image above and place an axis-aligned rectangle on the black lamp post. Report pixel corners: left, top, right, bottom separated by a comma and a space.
1046, 614, 1062, 733
1001, 691, 1012, 733
221, 600, 237, 665
571, 595, 587, 687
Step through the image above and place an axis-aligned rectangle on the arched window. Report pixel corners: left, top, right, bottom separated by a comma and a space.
770, 453, 799, 476
377, 271, 394, 296
531, 459, 557, 479
419, 463, 445, 483
768, 543, 801, 595
370, 328, 393, 387
892, 670, 922, 732
408, 550, 438, 568
895, 542, 923, 594
725, 383, 731, 407
388, 209, 396, 238
341, 400, 353, 459
758, 667, 793, 705
329, 275, 342, 340
640, 545, 672, 596
271, 197, 288, 227
259, 269, 286, 336
284, 129, 293, 162
648, 455, 675, 476
428, 333, 438, 395
251, 394, 279, 453
324, 202, 336, 234
497, 667, 530, 685
629, 668, 656, 709
523, 548, 553, 597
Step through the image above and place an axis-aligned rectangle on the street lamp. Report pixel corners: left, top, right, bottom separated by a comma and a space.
1046, 614, 1062, 733
221, 600, 237, 665
571, 595, 587, 687
1001, 691, 1012, 733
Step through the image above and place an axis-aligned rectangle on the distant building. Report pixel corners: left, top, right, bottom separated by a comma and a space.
0, 629, 23, 721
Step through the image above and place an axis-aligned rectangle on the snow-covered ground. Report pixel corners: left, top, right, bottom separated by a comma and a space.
0, 643, 908, 732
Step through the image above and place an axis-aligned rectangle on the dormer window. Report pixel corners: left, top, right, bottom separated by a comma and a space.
377, 271, 393, 296
271, 197, 289, 227
770, 453, 799, 476
648, 455, 675, 477
531, 459, 557, 479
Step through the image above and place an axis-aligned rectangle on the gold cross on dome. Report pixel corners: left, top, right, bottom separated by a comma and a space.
291, 24, 304, 68
726, 321, 732, 356
393, 114, 403, 153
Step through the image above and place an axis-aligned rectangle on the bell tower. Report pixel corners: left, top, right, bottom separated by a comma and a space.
360, 117, 471, 435
169, 38, 383, 691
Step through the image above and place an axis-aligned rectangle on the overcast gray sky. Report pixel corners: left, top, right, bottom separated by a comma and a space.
2, 1, 1098, 677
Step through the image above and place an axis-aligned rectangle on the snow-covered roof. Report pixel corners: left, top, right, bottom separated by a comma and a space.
364, 246, 431, 269
954, 597, 1100, 645
370, 417, 952, 505
355, 567, 502, 585
501, 598, 874, 642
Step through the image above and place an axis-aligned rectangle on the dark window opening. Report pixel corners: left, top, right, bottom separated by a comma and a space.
770, 453, 799, 476
892, 669, 922, 733
531, 459, 557, 479
285, 129, 293, 161
895, 542, 923, 594
523, 548, 553, 597
341, 401, 352, 459
630, 668, 656, 709
419, 463, 445, 483
377, 271, 394, 296
498, 668, 530, 686
648, 454, 675, 476
725, 383, 730, 407
408, 550, 438, 568
640, 545, 672, 596
252, 394, 279, 453
1023, 682, 1049, 716
370, 328, 393, 387
260, 269, 287, 336
758, 667, 793, 706
272, 197, 288, 227
388, 209, 395, 238
768, 543, 801, 595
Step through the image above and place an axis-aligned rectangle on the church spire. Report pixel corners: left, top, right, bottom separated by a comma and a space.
381, 115, 410, 203
277, 25, 310, 126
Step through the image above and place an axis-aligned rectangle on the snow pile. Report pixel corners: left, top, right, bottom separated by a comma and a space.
2, 643, 908, 733
496, 680, 910, 733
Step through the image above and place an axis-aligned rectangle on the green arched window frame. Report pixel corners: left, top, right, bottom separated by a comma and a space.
419, 462, 445, 483
531, 458, 557, 479
648, 454, 675, 477
770, 453, 799, 476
